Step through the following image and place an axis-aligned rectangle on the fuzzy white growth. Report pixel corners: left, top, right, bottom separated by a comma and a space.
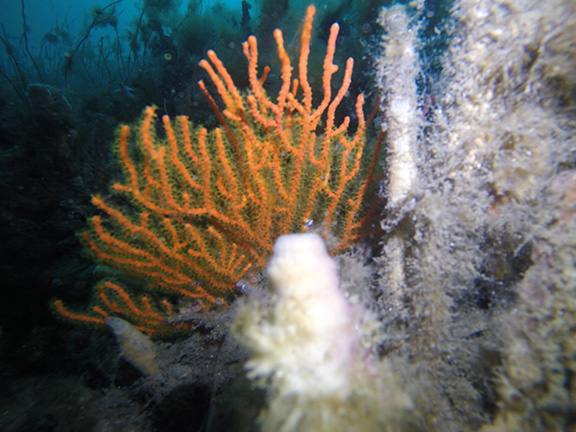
247, 233, 357, 397
377, 5, 420, 209
370, 0, 576, 429
376, 5, 421, 311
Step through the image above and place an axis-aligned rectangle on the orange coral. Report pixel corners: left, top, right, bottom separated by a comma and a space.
54, 5, 381, 334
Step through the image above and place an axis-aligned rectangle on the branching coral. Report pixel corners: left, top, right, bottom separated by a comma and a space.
54, 5, 381, 334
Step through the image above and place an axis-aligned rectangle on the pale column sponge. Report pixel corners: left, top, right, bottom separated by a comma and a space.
233, 233, 413, 431
256, 233, 357, 397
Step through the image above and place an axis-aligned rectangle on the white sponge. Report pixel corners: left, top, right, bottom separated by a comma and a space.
262, 233, 357, 397
233, 233, 413, 431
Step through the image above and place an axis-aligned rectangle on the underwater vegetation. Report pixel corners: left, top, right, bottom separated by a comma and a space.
0, 0, 575, 431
